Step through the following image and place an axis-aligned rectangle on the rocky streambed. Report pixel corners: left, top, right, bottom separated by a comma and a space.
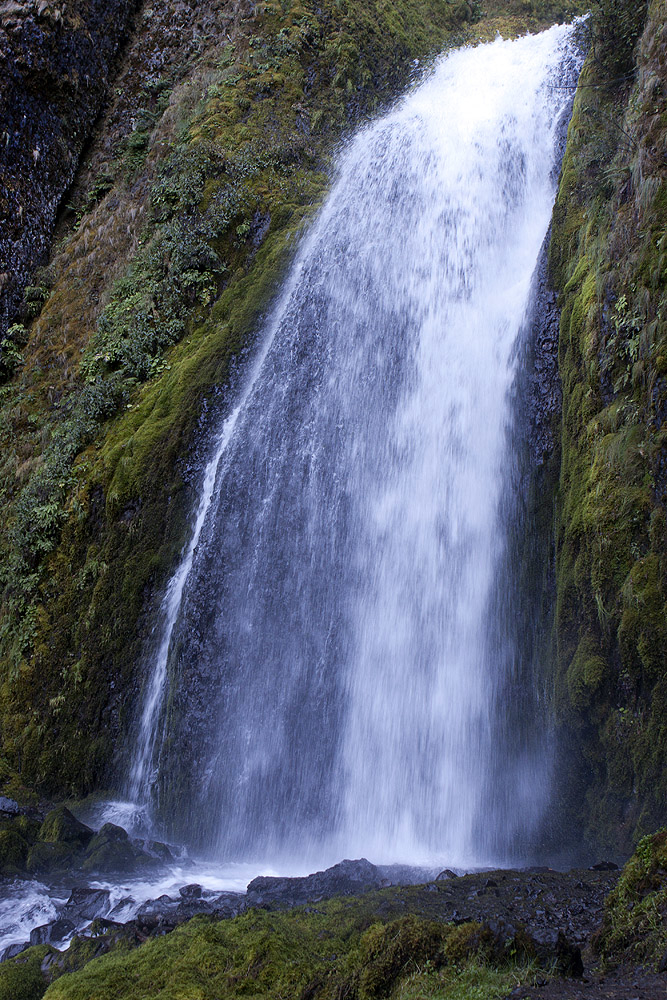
1, 799, 665, 1000
0, 797, 623, 975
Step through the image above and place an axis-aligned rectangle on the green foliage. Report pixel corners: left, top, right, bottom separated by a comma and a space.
589, 0, 649, 77
593, 829, 667, 968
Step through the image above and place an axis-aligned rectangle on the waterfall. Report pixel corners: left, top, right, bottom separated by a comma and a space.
129, 23, 583, 868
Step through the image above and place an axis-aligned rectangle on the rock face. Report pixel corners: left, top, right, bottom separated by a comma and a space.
246, 858, 388, 909
0, 0, 135, 333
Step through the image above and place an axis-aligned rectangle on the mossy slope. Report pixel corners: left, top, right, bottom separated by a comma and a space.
549, 0, 667, 850
593, 828, 667, 969
31, 900, 536, 1000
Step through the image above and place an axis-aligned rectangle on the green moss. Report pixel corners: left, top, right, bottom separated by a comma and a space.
0, 945, 50, 1000
40, 899, 538, 1000
549, 0, 666, 851
38, 806, 92, 846
566, 634, 607, 710
0, 825, 30, 873
593, 829, 667, 969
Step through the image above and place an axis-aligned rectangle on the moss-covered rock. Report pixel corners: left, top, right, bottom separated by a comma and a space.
26, 841, 77, 876
81, 822, 151, 873
0, 944, 51, 1000
593, 829, 667, 969
548, 0, 667, 852
38, 807, 93, 848
0, 825, 30, 874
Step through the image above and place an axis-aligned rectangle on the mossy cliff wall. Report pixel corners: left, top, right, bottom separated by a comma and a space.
549, 0, 666, 852
0, 0, 586, 799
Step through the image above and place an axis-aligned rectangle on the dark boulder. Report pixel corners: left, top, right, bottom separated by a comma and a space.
175, 898, 215, 920
211, 892, 247, 919
0, 796, 20, 816
179, 883, 202, 899
0, 941, 28, 961
140, 839, 174, 863
61, 887, 111, 922
82, 823, 153, 873
26, 840, 77, 874
39, 806, 94, 848
246, 858, 385, 909
135, 894, 179, 933
29, 917, 76, 946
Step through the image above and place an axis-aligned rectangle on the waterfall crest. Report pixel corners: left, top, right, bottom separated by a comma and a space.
129, 23, 583, 868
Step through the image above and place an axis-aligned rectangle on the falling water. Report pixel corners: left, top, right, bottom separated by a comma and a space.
129, 23, 583, 868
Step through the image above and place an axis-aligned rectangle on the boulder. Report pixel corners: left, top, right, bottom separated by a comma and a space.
29, 917, 76, 946
26, 840, 77, 874
246, 858, 385, 909
39, 806, 94, 848
107, 896, 135, 920
179, 883, 202, 899
61, 887, 111, 922
0, 941, 28, 961
175, 898, 215, 920
135, 894, 179, 933
211, 892, 247, 919
140, 839, 174, 862
82, 823, 152, 873
0, 796, 20, 816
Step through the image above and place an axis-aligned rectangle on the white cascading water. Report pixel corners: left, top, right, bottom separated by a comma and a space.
127, 23, 583, 869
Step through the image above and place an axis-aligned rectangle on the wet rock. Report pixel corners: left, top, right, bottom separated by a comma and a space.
589, 861, 619, 872
0, 796, 20, 816
140, 839, 174, 862
39, 806, 94, 848
211, 892, 247, 919
82, 823, 154, 873
136, 894, 179, 932
246, 858, 385, 909
0, 0, 136, 333
26, 840, 77, 874
0, 941, 29, 961
61, 886, 111, 922
179, 883, 202, 899
29, 917, 76, 945
436, 869, 457, 880
107, 896, 135, 920
175, 898, 215, 920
